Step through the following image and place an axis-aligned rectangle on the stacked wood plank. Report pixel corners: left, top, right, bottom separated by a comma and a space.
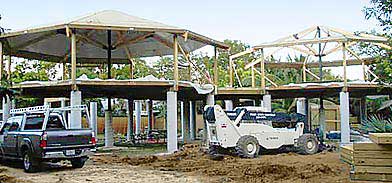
340, 133, 392, 182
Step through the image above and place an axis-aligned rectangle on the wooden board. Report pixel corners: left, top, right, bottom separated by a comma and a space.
370, 133, 392, 145
354, 151, 392, 159
354, 158, 392, 167
355, 166, 392, 174
351, 172, 392, 182
354, 142, 392, 151
340, 153, 354, 165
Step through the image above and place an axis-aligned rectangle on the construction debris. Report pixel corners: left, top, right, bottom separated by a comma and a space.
340, 136, 392, 182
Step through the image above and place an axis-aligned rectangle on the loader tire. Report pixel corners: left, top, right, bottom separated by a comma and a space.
297, 134, 319, 155
208, 146, 224, 161
235, 135, 260, 158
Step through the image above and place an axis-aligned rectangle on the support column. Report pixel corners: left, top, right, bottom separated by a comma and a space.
71, 32, 77, 89
260, 49, 266, 92
206, 93, 215, 105
225, 100, 233, 110
70, 91, 82, 129
6, 55, 11, 81
173, 35, 179, 91
146, 100, 151, 133
104, 109, 113, 147
213, 46, 218, 86
296, 98, 306, 115
180, 101, 185, 140
135, 100, 142, 134
2, 95, 10, 123
126, 99, 134, 141
166, 91, 178, 153
90, 102, 98, 136
183, 100, 190, 143
340, 92, 350, 144
229, 57, 233, 87
319, 104, 326, 140
263, 94, 271, 112
189, 101, 196, 140
0, 42, 3, 81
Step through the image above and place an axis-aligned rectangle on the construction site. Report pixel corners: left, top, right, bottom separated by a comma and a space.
0, 2, 392, 182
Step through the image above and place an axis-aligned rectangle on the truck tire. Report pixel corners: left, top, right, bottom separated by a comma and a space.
235, 135, 260, 158
297, 134, 319, 155
71, 158, 86, 168
23, 150, 40, 173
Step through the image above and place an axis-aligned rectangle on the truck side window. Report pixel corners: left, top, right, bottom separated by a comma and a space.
46, 115, 65, 130
8, 122, 20, 132
0, 123, 11, 134
24, 115, 45, 130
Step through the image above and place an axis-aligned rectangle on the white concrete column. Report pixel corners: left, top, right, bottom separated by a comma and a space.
135, 100, 142, 135
90, 102, 98, 135
2, 95, 10, 122
263, 94, 272, 112
126, 99, 134, 141
189, 101, 196, 140
70, 91, 82, 129
224, 100, 233, 110
146, 100, 152, 133
167, 91, 178, 153
104, 110, 114, 147
180, 101, 185, 140
296, 98, 306, 115
206, 93, 215, 105
340, 92, 350, 144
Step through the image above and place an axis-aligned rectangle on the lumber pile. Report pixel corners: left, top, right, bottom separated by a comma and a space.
340, 133, 392, 182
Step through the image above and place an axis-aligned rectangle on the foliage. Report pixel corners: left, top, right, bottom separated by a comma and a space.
361, 114, 392, 133
364, 0, 392, 31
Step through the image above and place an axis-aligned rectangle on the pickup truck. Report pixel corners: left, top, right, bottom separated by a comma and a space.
0, 105, 96, 172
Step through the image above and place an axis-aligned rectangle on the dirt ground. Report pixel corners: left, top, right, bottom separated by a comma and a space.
0, 144, 352, 183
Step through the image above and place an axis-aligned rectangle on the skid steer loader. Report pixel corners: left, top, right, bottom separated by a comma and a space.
204, 105, 319, 158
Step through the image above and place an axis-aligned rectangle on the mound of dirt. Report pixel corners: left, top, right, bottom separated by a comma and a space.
95, 144, 350, 183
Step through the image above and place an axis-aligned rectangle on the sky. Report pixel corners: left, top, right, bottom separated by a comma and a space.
0, 0, 382, 80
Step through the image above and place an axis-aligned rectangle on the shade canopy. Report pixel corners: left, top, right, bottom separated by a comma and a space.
0, 10, 228, 64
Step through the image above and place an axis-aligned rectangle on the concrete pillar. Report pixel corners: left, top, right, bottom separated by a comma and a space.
104, 110, 114, 147
189, 101, 196, 140
319, 107, 326, 140
296, 98, 306, 115
263, 94, 272, 112
180, 101, 185, 140
206, 94, 215, 105
340, 92, 350, 144
183, 100, 190, 143
2, 95, 10, 122
225, 100, 233, 110
126, 99, 134, 141
166, 91, 178, 153
70, 91, 82, 129
90, 102, 98, 135
135, 100, 142, 134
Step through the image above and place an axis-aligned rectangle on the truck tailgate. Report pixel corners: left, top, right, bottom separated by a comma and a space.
45, 129, 94, 148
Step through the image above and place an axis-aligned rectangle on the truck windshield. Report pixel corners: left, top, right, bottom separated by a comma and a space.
24, 114, 45, 130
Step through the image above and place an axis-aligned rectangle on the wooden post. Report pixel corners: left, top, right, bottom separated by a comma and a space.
129, 61, 133, 79
260, 49, 265, 92
362, 61, 367, 81
0, 42, 3, 81
251, 66, 255, 88
213, 46, 218, 86
342, 42, 347, 91
302, 64, 306, 82
229, 57, 233, 87
173, 34, 179, 91
71, 32, 77, 89
62, 61, 67, 80
6, 55, 11, 80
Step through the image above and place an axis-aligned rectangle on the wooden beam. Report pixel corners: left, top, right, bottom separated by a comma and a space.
6, 55, 11, 80
342, 43, 347, 91
229, 49, 253, 59
305, 68, 320, 80
213, 46, 218, 86
71, 32, 77, 89
260, 49, 265, 91
76, 33, 108, 50
113, 32, 154, 48
0, 42, 3, 81
251, 66, 255, 88
229, 57, 233, 87
345, 47, 367, 81
173, 34, 179, 91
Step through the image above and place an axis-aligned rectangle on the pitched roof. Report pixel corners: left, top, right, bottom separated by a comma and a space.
0, 10, 228, 63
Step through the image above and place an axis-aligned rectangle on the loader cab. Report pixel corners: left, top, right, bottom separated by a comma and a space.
203, 106, 216, 123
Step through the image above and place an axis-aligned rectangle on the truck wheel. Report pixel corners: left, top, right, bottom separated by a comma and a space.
235, 136, 260, 158
71, 158, 86, 168
23, 150, 40, 173
297, 134, 319, 155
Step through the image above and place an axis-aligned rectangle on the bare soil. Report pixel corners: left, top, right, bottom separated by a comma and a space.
95, 144, 352, 183
0, 144, 352, 183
